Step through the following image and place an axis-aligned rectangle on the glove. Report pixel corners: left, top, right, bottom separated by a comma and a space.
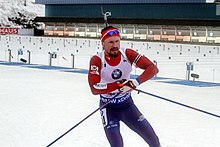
117, 79, 140, 94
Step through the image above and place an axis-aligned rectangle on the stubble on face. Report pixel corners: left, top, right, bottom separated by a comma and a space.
103, 36, 120, 57
109, 47, 119, 57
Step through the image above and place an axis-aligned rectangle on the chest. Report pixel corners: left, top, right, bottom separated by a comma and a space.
100, 55, 132, 83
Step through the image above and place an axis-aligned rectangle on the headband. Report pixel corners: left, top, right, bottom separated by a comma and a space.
101, 28, 120, 42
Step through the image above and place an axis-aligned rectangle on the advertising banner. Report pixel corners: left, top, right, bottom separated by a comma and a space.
0, 28, 18, 35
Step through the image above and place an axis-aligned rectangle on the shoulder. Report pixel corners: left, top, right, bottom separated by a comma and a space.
90, 55, 102, 66
90, 54, 101, 61
124, 48, 139, 63
125, 48, 137, 55
120, 48, 138, 58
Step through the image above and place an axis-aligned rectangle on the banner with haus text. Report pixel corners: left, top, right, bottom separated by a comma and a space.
0, 28, 18, 35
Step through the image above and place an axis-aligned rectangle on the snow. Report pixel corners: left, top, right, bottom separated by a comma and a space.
0, 62, 220, 147
0, 0, 44, 27
0, 0, 220, 146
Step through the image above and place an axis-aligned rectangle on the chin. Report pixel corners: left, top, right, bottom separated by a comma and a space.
110, 51, 119, 57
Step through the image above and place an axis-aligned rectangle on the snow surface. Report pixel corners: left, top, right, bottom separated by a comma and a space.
0, 0, 219, 146
0, 62, 220, 147
0, 0, 44, 27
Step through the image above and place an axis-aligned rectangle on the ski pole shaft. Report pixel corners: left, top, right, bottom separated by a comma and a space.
134, 89, 220, 119
46, 94, 118, 147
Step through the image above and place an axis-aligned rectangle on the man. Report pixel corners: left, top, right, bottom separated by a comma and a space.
88, 26, 160, 147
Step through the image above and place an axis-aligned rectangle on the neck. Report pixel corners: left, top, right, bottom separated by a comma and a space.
104, 51, 121, 66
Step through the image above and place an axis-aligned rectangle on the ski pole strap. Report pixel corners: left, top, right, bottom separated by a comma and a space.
134, 89, 220, 119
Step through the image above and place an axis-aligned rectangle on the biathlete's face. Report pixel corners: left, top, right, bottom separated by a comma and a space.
102, 36, 120, 57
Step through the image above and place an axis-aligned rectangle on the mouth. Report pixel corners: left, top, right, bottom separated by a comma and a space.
110, 47, 118, 52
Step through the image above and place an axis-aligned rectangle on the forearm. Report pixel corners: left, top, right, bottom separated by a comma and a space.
137, 64, 159, 84
89, 81, 118, 95
126, 48, 159, 84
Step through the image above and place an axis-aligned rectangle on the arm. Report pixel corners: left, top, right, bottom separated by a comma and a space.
126, 48, 159, 84
88, 55, 118, 95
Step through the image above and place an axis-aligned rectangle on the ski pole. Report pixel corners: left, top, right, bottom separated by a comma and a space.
46, 94, 119, 147
134, 89, 220, 119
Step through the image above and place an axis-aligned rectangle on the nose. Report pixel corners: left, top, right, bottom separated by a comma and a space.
112, 41, 118, 47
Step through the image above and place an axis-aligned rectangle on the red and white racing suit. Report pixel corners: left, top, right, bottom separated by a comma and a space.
88, 48, 160, 147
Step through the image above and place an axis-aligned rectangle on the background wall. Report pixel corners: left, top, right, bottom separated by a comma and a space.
44, 4, 219, 20
35, 0, 207, 5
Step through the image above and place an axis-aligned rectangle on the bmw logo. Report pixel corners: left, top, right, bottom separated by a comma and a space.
112, 69, 122, 79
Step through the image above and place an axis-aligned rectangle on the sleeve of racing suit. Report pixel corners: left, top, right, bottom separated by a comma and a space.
125, 48, 159, 84
88, 55, 118, 95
